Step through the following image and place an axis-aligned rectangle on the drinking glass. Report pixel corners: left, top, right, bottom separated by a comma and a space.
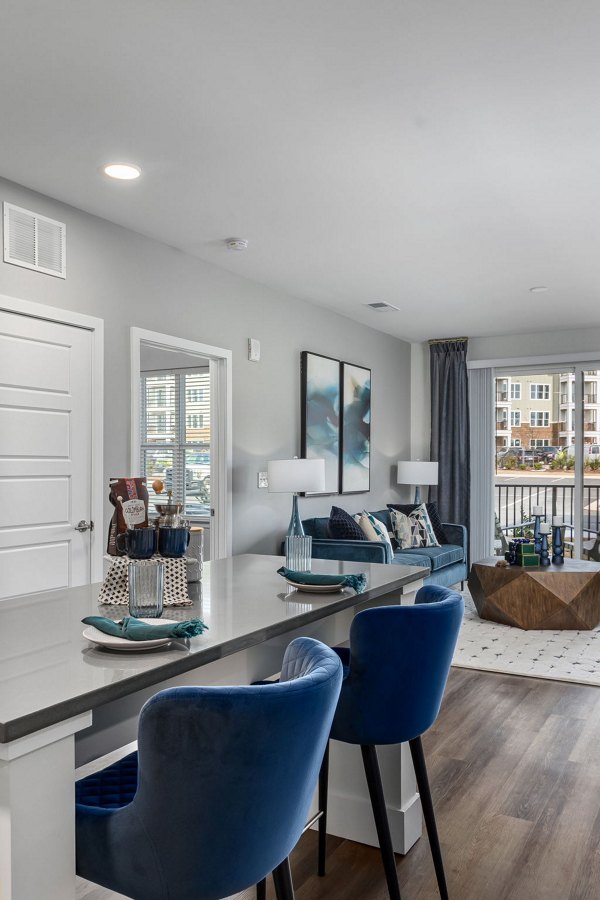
285, 535, 312, 573
128, 560, 165, 617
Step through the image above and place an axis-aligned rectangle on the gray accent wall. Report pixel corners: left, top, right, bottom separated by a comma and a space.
0, 177, 412, 554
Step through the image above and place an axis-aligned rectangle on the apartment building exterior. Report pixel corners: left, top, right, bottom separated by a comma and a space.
495, 371, 600, 450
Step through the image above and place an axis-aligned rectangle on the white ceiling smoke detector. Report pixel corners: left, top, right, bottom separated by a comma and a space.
226, 238, 248, 251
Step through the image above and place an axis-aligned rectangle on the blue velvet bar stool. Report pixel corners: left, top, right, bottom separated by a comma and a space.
75, 636, 343, 900
319, 584, 463, 900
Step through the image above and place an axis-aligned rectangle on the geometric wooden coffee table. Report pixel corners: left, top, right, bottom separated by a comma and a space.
468, 557, 600, 630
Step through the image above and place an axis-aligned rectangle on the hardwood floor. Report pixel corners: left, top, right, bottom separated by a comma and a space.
76, 668, 600, 900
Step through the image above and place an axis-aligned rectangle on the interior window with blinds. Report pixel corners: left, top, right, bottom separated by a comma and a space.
140, 370, 210, 519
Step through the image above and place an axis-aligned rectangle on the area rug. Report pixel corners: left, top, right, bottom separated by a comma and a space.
452, 590, 600, 686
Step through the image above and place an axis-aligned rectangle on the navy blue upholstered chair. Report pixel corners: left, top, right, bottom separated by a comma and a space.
319, 584, 463, 900
75, 637, 343, 900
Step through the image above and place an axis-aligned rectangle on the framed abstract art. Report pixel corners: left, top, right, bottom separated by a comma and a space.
340, 361, 371, 494
300, 351, 340, 495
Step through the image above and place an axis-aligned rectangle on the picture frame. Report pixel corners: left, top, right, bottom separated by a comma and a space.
300, 351, 340, 495
340, 361, 371, 494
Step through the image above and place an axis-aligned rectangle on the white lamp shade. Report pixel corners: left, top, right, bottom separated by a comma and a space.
267, 458, 326, 493
396, 460, 439, 486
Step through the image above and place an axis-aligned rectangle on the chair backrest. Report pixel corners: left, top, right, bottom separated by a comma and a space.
330, 586, 463, 746
114, 637, 342, 900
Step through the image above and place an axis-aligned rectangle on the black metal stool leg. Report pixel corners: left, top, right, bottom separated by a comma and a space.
361, 744, 401, 900
256, 878, 267, 900
272, 857, 295, 900
317, 740, 330, 876
409, 737, 449, 900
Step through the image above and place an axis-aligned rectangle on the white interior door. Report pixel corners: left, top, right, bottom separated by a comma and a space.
0, 311, 93, 599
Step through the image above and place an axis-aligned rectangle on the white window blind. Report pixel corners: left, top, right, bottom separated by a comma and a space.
140, 370, 211, 518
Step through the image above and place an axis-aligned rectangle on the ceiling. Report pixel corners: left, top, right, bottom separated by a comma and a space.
2, 1, 599, 342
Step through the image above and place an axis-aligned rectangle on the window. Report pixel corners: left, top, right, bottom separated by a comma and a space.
510, 382, 521, 399
510, 411, 521, 427
530, 383, 550, 400
530, 411, 549, 427
511, 439, 521, 447
140, 370, 210, 518
530, 439, 550, 448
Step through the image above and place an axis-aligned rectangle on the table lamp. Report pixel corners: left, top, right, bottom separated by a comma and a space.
396, 460, 439, 504
267, 457, 326, 536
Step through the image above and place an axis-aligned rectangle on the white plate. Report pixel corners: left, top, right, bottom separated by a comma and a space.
83, 618, 179, 651
285, 579, 347, 593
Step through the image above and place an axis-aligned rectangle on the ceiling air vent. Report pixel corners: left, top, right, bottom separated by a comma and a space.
3, 203, 66, 278
365, 301, 400, 311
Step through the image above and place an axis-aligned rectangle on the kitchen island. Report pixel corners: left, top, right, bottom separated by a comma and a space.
0, 554, 427, 900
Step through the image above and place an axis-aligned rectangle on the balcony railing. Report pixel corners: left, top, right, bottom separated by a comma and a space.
496, 392, 508, 402
495, 482, 600, 546
584, 394, 598, 404
585, 422, 598, 431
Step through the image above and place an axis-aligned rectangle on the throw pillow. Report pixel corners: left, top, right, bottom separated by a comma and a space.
329, 506, 365, 541
390, 504, 440, 549
364, 511, 394, 553
389, 508, 414, 549
387, 502, 448, 545
354, 513, 380, 542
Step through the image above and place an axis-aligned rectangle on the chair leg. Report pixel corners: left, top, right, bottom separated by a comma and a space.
272, 857, 295, 900
409, 737, 449, 900
256, 878, 267, 900
317, 740, 330, 876
360, 744, 402, 900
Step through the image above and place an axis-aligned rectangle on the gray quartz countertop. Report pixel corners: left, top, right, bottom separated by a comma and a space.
0, 554, 426, 742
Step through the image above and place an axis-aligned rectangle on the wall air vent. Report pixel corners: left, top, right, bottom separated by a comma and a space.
3, 203, 66, 278
365, 301, 400, 311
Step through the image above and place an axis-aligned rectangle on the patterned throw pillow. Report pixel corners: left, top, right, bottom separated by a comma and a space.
354, 513, 380, 541
390, 504, 440, 549
329, 506, 365, 541
364, 511, 394, 553
387, 502, 448, 545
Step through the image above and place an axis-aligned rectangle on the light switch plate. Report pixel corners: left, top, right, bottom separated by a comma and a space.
248, 338, 261, 362
258, 471, 268, 488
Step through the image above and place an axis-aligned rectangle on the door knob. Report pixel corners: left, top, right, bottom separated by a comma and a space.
75, 520, 94, 533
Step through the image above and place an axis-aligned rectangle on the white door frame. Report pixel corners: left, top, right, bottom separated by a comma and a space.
130, 327, 233, 559
0, 293, 104, 582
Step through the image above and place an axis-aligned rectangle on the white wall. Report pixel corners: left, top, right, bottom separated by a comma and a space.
0, 177, 414, 553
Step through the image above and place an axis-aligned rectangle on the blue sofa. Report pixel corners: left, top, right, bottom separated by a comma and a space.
302, 508, 467, 588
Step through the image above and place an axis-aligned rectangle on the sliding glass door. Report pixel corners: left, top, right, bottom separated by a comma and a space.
493, 363, 600, 559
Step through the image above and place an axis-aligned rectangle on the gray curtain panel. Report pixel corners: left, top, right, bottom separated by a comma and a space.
429, 339, 470, 541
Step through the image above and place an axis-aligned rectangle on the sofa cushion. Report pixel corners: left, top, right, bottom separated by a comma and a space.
302, 517, 331, 539
390, 550, 432, 570
387, 502, 449, 545
408, 544, 464, 571
329, 506, 365, 541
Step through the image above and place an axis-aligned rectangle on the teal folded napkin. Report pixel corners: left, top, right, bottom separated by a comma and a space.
82, 616, 208, 641
277, 566, 367, 594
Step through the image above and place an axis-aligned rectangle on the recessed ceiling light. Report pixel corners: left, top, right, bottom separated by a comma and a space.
101, 163, 141, 180
529, 286, 549, 293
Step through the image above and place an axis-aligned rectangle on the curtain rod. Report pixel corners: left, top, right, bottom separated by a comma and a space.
428, 336, 468, 345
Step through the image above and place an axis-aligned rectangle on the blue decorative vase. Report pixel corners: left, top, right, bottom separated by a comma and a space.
533, 515, 543, 554
539, 533, 551, 566
552, 526, 564, 565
